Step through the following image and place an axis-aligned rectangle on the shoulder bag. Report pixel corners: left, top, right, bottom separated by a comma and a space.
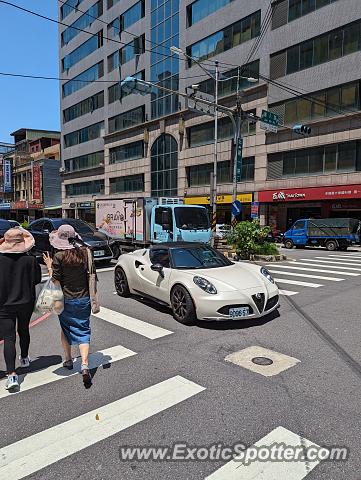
87, 248, 101, 314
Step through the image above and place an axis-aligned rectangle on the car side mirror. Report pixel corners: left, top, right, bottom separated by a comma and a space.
151, 263, 164, 277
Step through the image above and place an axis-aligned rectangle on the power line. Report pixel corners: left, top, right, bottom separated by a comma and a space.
243, 1, 272, 68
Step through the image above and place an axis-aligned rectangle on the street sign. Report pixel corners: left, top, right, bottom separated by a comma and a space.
260, 121, 278, 133
251, 202, 259, 218
232, 200, 242, 217
235, 138, 243, 182
261, 110, 280, 127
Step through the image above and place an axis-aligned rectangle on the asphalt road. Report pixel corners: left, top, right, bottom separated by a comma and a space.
0, 246, 360, 480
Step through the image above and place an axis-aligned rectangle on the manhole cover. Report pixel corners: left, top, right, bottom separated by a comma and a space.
251, 356, 273, 366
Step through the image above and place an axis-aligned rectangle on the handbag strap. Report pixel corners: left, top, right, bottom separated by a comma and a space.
86, 248, 94, 275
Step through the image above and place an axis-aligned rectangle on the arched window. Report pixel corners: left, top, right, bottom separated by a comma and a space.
151, 134, 178, 197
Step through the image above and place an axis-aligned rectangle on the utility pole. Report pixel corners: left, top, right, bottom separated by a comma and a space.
211, 61, 219, 242
231, 68, 243, 225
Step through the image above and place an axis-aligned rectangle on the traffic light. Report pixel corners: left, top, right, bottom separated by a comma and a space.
293, 124, 311, 135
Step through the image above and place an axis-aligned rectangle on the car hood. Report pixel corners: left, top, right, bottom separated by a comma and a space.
79, 230, 108, 245
180, 263, 268, 291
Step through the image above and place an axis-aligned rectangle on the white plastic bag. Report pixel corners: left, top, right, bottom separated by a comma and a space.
36, 279, 64, 315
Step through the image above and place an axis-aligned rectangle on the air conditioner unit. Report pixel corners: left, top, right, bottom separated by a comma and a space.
159, 197, 184, 205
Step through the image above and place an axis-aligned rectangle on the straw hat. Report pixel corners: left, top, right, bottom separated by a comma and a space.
49, 224, 82, 250
0, 228, 35, 254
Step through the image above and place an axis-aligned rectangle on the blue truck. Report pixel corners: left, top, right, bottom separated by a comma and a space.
283, 218, 361, 251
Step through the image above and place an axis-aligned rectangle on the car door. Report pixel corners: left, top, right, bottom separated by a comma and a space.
292, 220, 307, 245
134, 249, 171, 303
28, 220, 45, 254
152, 207, 174, 243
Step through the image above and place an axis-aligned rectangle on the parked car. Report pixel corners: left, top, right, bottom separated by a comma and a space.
114, 242, 279, 324
0, 219, 11, 238
8, 220, 21, 228
27, 218, 115, 264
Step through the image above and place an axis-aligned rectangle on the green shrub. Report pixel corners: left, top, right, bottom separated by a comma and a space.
226, 219, 279, 259
21, 220, 29, 229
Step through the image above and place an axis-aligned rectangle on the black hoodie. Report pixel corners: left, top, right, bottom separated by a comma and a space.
0, 253, 41, 307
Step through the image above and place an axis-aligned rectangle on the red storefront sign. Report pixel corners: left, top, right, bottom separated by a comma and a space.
32, 163, 41, 200
11, 201, 44, 210
258, 185, 361, 203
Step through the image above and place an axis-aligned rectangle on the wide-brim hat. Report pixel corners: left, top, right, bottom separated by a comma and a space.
0, 227, 35, 254
49, 224, 83, 250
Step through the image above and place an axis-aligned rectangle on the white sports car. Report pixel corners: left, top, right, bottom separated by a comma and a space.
114, 242, 279, 325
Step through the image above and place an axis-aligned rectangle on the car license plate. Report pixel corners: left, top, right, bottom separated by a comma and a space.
93, 250, 105, 257
229, 307, 249, 318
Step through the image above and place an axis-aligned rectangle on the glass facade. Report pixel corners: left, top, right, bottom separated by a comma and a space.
109, 174, 144, 193
150, 0, 180, 118
187, 10, 261, 65
289, 0, 338, 22
109, 141, 144, 163
120, 35, 145, 65
63, 91, 104, 123
187, 161, 231, 186
108, 106, 145, 134
108, 71, 145, 103
61, 1, 103, 46
62, 31, 103, 71
267, 141, 361, 179
61, 0, 86, 20
64, 121, 104, 148
64, 151, 104, 172
107, 50, 120, 73
187, 0, 233, 27
107, 1, 144, 38
198, 61, 259, 98
66, 180, 104, 196
151, 134, 178, 196
62, 62, 104, 97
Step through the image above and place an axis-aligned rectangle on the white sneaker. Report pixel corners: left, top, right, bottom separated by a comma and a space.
5, 375, 19, 391
19, 356, 30, 368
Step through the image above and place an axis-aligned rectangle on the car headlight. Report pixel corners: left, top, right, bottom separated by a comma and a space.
193, 276, 217, 294
260, 267, 274, 284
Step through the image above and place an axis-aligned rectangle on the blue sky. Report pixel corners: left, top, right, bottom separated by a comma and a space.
0, 1, 60, 143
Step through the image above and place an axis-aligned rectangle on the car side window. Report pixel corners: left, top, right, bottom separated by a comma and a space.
150, 249, 170, 268
42, 221, 53, 232
30, 220, 44, 232
293, 221, 305, 230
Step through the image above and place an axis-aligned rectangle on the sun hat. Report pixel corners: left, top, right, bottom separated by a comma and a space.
0, 227, 35, 254
49, 224, 83, 250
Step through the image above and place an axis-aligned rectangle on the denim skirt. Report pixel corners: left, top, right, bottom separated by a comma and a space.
59, 297, 91, 345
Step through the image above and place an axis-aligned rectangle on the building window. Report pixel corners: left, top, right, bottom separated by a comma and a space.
109, 174, 144, 193
187, 161, 231, 186
187, 0, 233, 27
198, 61, 259, 98
150, 0, 179, 118
267, 141, 360, 179
108, 106, 145, 134
61, 0, 86, 20
289, 0, 339, 23
271, 20, 361, 78
120, 35, 145, 65
65, 180, 104, 196
151, 134, 178, 196
62, 31, 103, 71
107, 17, 120, 38
123, 0, 145, 29
107, 50, 120, 73
61, 1, 103, 46
108, 71, 145, 103
64, 151, 104, 172
62, 61, 104, 97
109, 141, 144, 164
63, 91, 104, 123
187, 10, 261, 65
273, 81, 360, 125
241, 157, 255, 181
107, 0, 120, 9
64, 121, 104, 148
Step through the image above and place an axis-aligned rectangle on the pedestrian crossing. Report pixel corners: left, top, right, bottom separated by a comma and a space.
267, 253, 361, 296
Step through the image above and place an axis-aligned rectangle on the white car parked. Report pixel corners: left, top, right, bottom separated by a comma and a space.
114, 242, 279, 325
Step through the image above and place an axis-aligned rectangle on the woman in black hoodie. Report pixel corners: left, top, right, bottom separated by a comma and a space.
0, 228, 41, 391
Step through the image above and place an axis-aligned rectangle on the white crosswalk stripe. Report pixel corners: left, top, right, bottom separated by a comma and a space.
205, 426, 321, 480
275, 278, 322, 288
312, 257, 361, 266
327, 254, 361, 260
284, 261, 361, 272
268, 269, 344, 282
266, 264, 359, 276
94, 306, 173, 339
0, 376, 205, 480
279, 289, 299, 296
0, 345, 136, 398
299, 259, 361, 270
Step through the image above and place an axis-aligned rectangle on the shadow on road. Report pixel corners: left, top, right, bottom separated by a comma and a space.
195, 308, 280, 331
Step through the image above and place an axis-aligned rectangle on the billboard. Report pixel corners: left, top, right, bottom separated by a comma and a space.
96, 199, 144, 241
3, 159, 12, 193
32, 163, 41, 200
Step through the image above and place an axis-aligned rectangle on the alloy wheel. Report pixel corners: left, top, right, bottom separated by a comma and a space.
172, 287, 188, 320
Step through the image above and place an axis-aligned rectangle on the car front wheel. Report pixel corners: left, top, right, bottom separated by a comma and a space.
170, 285, 196, 325
115, 267, 130, 297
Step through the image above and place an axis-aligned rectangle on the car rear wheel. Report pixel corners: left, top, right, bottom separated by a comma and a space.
284, 239, 294, 249
115, 267, 130, 297
171, 285, 196, 325
326, 240, 337, 251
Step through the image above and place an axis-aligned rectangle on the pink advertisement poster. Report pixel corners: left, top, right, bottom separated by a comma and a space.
96, 200, 144, 241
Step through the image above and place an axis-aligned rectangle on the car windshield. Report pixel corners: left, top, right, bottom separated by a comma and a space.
171, 246, 232, 269
174, 207, 210, 230
0, 220, 10, 230
53, 219, 95, 234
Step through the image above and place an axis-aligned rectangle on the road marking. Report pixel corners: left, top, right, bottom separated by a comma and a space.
266, 264, 359, 277
0, 345, 136, 398
96, 266, 115, 273
94, 306, 173, 339
205, 426, 322, 479
299, 259, 361, 271
268, 270, 343, 282
279, 289, 298, 296
0, 376, 205, 480
313, 257, 361, 266
327, 254, 361, 259
275, 278, 322, 288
